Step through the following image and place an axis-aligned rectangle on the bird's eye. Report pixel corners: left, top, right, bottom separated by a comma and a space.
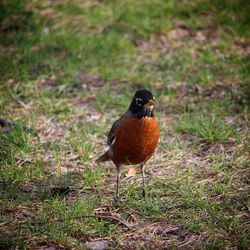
135, 97, 143, 106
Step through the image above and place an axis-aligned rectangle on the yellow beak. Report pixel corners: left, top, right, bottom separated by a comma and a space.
144, 99, 155, 108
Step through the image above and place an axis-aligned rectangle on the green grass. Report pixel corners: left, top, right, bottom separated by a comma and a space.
176, 113, 236, 144
0, 0, 249, 249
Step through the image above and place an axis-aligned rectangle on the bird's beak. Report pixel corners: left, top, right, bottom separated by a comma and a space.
144, 99, 155, 109
143, 99, 155, 117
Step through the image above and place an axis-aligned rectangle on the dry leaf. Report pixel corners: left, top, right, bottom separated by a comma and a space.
78, 147, 84, 156
126, 167, 138, 177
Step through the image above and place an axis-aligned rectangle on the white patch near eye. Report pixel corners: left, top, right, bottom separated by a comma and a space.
136, 97, 143, 106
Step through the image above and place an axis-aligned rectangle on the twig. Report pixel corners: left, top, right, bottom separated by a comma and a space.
123, 222, 160, 238
0, 219, 15, 227
124, 211, 138, 226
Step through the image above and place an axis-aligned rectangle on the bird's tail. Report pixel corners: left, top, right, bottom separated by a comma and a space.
95, 151, 110, 163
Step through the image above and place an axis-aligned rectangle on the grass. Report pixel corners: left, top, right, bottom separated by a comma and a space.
0, 0, 249, 249
176, 113, 236, 144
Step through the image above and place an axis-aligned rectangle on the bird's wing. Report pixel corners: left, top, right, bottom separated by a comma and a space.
107, 117, 122, 146
107, 110, 131, 146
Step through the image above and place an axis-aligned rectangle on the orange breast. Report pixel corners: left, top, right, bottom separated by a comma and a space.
111, 117, 160, 165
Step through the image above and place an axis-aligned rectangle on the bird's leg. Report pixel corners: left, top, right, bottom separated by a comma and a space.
115, 164, 121, 200
140, 164, 146, 198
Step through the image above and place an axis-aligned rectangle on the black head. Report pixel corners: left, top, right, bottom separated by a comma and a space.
129, 89, 155, 118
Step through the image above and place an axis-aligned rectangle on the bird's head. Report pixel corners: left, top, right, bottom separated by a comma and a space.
129, 89, 155, 118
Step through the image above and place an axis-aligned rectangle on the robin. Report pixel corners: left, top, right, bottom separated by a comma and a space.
96, 89, 160, 199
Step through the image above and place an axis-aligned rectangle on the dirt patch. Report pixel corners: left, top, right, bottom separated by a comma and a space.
168, 82, 201, 102
100, 222, 210, 249
168, 81, 244, 106
136, 35, 172, 54
168, 27, 192, 40
78, 72, 107, 89
34, 116, 66, 143
202, 81, 238, 98
233, 39, 250, 56
136, 25, 219, 54
169, 81, 237, 99
68, 96, 97, 107
1, 15, 30, 32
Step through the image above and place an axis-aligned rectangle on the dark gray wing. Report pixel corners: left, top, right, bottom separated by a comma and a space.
107, 117, 122, 146
107, 110, 132, 146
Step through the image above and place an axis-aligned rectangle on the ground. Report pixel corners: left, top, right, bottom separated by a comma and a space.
0, 0, 249, 249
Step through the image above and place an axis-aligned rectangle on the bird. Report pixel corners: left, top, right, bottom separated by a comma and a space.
96, 89, 160, 200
